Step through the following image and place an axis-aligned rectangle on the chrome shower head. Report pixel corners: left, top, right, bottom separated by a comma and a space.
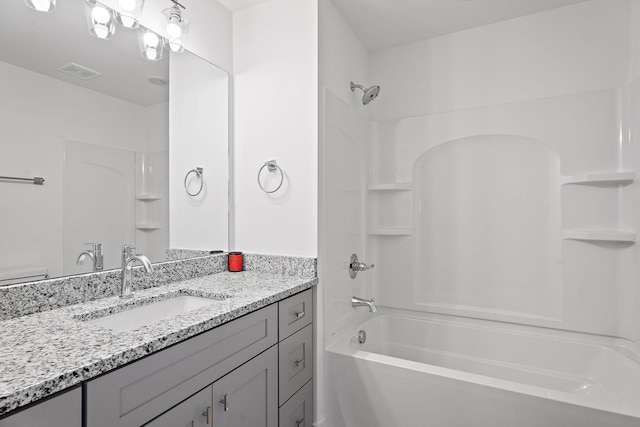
350, 81, 380, 105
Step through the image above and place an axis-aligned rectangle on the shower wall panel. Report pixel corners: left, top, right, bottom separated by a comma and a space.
412, 136, 563, 321
366, 0, 637, 339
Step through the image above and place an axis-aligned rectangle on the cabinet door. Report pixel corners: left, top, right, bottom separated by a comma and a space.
144, 387, 212, 427
212, 346, 278, 427
0, 387, 81, 427
279, 380, 313, 427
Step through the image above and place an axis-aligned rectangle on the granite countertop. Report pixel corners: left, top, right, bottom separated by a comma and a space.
0, 271, 317, 415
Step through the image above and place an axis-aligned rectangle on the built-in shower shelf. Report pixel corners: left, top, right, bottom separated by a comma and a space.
136, 223, 162, 231
368, 227, 413, 235
368, 183, 412, 191
561, 171, 635, 185
136, 193, 162, 201
562, 230, 636, 242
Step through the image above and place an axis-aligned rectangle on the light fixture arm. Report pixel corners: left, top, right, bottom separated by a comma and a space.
169, 0, 186, 10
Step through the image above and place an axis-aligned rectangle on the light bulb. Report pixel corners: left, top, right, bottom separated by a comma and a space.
145, 47, 158, 60
118, 0, 136, 12
92, 5, 111, 24
144, 31, 160, 46
118, 15, 136, 27
166, 21, 182, 39
24, 0, 55, 12
93, 24, 109, 39
167, 40, 181, 52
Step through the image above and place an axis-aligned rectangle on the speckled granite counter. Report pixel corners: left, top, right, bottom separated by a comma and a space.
0, 271, 317, 415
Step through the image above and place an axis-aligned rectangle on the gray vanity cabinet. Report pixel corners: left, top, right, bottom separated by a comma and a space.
86, 305, 278, 427
277, 289, 313, 427
0, 387, 81, 427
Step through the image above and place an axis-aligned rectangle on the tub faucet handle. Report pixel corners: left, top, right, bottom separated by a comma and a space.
349, 253, 374, 279
352, 261, 374, 271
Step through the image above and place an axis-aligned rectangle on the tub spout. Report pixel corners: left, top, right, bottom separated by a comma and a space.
352, 296, 379, 313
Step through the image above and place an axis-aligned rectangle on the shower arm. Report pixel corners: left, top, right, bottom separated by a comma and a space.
350, 82, 365, 92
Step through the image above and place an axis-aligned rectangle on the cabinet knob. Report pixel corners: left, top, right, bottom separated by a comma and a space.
295, 357, 305, 367
220, 394, 229, 412
201, 406, 212, 425
294, 310, 305, 318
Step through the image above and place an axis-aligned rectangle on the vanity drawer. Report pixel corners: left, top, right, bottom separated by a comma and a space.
0, 387, 81, 427
279, 289, 312, 340
278, 323, 313, 405
279, 380, 312, 427
86, 304, 277, 427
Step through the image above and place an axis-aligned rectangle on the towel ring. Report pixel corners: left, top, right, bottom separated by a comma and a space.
257, 160, 283, 194
184, 167, 204, 196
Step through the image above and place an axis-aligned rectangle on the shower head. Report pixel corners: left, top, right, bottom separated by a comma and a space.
350, 81, 380, 105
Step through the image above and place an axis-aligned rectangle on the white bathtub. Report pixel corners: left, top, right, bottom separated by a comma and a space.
325, 310, 640, 427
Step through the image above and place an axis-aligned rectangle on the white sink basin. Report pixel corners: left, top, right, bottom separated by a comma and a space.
86, 296, 229, 332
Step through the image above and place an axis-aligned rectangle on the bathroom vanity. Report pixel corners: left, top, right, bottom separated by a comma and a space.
0, 265, 316, 427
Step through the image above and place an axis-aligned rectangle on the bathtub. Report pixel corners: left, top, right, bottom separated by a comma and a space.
325, 310, 640, 427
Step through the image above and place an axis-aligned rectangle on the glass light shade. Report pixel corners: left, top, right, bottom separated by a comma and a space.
24, 0, 56, 12
138, 29, 164, 61
114, 0, 144, 29
85, 0, 116, 40
162, 5, 189, 53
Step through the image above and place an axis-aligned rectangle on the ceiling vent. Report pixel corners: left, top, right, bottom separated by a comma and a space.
57, 63, 102, 80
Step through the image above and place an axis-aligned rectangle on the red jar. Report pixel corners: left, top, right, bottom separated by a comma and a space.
228, 252, 243, 272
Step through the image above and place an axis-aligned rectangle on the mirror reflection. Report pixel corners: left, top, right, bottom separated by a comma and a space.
0, 0, 228, 285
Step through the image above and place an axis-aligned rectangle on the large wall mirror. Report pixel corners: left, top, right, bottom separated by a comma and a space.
0, 0, 229, 285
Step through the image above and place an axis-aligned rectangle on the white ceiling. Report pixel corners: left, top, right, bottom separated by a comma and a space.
2, 0, 169, 106
217, 0, 270, 12
331, 0, 588, 51
218, 0, 589, 52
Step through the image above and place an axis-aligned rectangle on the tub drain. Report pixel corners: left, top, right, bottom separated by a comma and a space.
357, 329, 366, 344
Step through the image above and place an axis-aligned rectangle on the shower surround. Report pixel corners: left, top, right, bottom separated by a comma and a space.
319, 0, 640, 425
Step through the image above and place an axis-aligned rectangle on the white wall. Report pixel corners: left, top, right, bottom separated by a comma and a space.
368, 0, 628, 120
232, 0, 318, 257
363, 0, 639, 340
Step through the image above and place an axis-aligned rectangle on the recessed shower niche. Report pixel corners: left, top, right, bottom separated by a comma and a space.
412, 135, 564, 320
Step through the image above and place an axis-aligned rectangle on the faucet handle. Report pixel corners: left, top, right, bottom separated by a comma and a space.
84, 242, 102, 252
122, 244, 135, 266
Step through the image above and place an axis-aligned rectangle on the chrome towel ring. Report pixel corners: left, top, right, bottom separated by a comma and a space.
184, 167, 204, 196
257, 160, 284, 193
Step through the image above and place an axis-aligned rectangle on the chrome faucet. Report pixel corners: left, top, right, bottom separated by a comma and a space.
76, 243, 104, 272
120, 246, 153, 299
352, 296, 379, 313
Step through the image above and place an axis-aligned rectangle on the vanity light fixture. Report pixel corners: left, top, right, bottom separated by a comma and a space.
138, 28, 164, 61
162, 0, 189, 53
85, 0, 116, 40
114, 0, 145, 29
24, 0, 56, 12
